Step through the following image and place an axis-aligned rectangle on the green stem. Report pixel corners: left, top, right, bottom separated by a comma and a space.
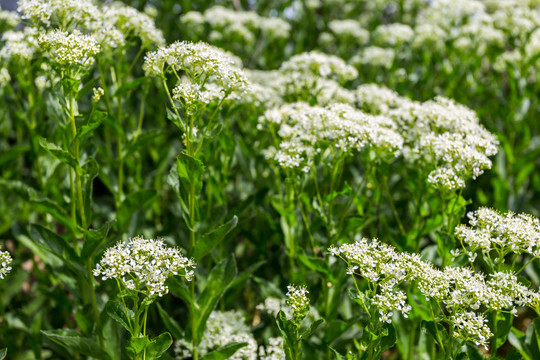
352, 275, 370, 316
68, 90, 87, 229
382, 174, 406, 236
428, 301, 445, 357
142, 305, 149, 360
190, 280, 199, 360
87, 259, 101, 344
335, 162, 372, 242
292, 180, 315, 253
516, 256, 536, 275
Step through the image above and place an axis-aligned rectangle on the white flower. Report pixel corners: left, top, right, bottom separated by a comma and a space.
259, 102, 403, 171
0, 68, 10, 87
280, 51, 357, 82
175, 310, 258, 360
93, 236, 196, 297
92, 87, 104, 102
143, 41, 248, 94
0, 249, 12, 279
286, 284, 310, 314
39, 29, 100, 67
455, 208, 540, 257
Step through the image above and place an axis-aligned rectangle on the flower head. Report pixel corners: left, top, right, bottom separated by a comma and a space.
0, 249, 12, 279
39, 29, 100, 67
93, 236, 195, 297
286, 284, 310, 317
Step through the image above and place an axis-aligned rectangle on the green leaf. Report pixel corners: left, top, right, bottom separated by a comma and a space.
421, 320, 447, 348
167, 276, 194, 307
276, 311, 300, 360
38, 137, 82, 174
41, 329, 110, 359
127, 333, 172, 359
29, 225, 86, 280
379, 322, 396, 354
506, 348, 525, 360
146, 332, 173, 359
0, 180, 81, 236
156, 303, 183, 339
177, 152, 204, 193
0, 348, 6, 360
177, 152, 205, 202
127, 336, 152, 356
329, 347, 345, 360
465, 343, 484, 360
166, 108, 185, 132
124, 130, 165, 158
103, 115, 125, 138
229, 260, 265, 290
525, 319, 540, 360
298, 253, 330, 278
300, 319, 324, 340
493, 312, 513, 351
105, 299, 135, 336
82, 157, 99, 227
192, 216, 238, 260
115, 190, 157, 231
194, 255, 237, 342
114, 78, 146, 96
324, 320, 352, 344
75, 77, 99, 101
0, 145, 29, 169
81, 220, 115, 260
509, 327, 531, 360
200, 342, 248, 360
74, 111, 107, 146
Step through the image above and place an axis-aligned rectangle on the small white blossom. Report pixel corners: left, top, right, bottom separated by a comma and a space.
39, 29, 100, 67
92, 87, 104, 102
280, 51, 358, 82
175, 310, 258, 360
455, 208, 540, 257
143, 41, 249, 95
0, 249, 12, 279
286, 284, 310, 315
93, 236, 196, 297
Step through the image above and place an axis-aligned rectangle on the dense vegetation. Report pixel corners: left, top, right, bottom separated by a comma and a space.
1, 0, 540, 359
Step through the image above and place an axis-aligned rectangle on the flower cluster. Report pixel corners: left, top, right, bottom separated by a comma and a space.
286, 284, 310, 314
258, 337, 285, 360
373, 23, 415, 47
0, 9, 20, 29
181, 5, 291, 46
330, 237, 534, 348
355, 84, 406, 114
259, 102, 403, 172
92, 87, 104, 102
93, 236, 196, 297
143, 41, 249, 95
0, 249, 12, 279
0, 27, 39, 61
280, 51, 358, 83
353, 46, 395, 69
38, 29, 100, 67
17, 0, 164, 52
0, 68, 10, 87
327, 19, 369, 44
449, 312, 493, 349
256, 297, 293, 319
357, 87, 498, 191
455, 207, 540, 257
175, 310, 258, 360
18, 0, 101, 29
101, 3, 165, 47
